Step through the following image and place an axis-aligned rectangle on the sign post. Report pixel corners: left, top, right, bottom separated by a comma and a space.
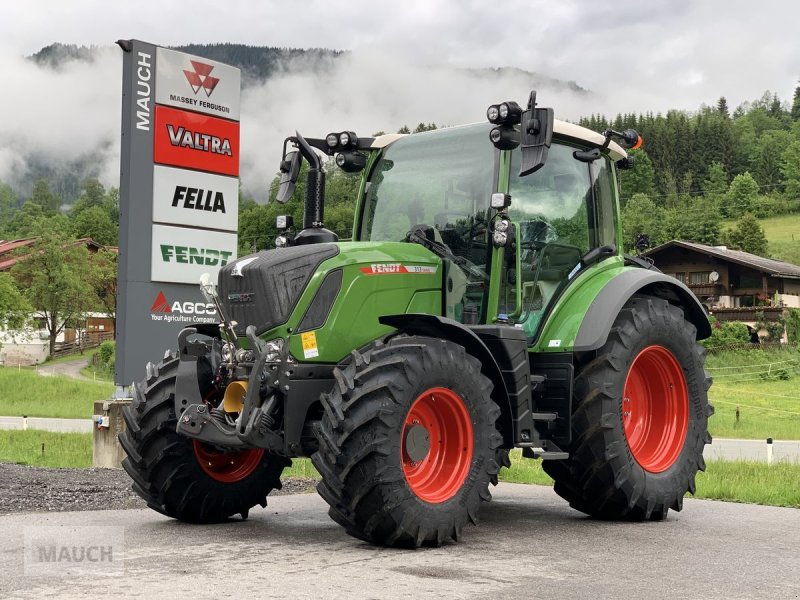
115, 40, 241, 390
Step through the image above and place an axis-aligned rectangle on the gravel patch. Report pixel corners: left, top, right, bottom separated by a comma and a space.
0, 462, 317, 515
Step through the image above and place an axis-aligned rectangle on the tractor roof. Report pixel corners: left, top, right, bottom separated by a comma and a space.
369, 120, 627, 161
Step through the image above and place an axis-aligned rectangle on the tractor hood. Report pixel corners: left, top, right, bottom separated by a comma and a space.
219, 244, 340, 336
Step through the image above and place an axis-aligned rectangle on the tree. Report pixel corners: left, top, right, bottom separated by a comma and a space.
72, 205, 118, 245
702, 161, 728, 205
0, 182, 17, 234
720, 172, 759, 218
621, 193, 664, 251
619, 149, 655, 202
397, 125, 411, 134
716, 96, 730, 119
724, 213, 768, 256
87, 249, 118, 327
750, 130, 792, 188
10, 232, 100, 356
780, 140, 800, 200
0, 272, 31, 333
792, 85, 800, 121
30, 179, 59, 214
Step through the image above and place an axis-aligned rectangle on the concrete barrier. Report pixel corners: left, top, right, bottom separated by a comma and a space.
92, 399, 132, 468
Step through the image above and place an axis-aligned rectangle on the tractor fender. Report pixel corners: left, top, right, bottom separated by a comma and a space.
379, 314, 515, 446
573, 269, 711, 352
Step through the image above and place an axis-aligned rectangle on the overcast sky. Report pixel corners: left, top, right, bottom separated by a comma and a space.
1, 0, 798, 196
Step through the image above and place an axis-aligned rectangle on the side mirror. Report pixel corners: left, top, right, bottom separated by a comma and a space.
276, 149, 301, 203
519, 91, 553, 177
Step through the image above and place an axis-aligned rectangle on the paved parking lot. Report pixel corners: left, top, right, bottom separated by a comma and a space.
1, 483, 798, 599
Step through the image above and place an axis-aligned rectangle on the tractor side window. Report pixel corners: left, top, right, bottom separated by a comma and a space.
507, 142, 594, 341
590, 157, 618, 248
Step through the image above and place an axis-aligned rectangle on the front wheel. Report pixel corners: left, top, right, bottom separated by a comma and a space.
543, 296, 713, 520
119, 353, 291, 523
312, 337, 503, 547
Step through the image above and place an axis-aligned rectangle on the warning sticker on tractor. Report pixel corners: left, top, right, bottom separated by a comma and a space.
301, 331, 319, 359
359, 264, 437, 275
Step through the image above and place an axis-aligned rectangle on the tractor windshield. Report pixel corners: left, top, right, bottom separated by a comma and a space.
359, 124, 495, 323
360, 123, 495, 261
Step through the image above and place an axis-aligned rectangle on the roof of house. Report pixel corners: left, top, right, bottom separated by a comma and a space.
0, 237, 110, 271
644, 240, 800, 279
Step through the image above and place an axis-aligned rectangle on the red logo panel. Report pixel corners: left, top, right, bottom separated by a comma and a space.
154, 105, 239, 176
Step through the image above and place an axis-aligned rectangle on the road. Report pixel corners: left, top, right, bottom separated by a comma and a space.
0, 416, 93, 433
0, 483, 797, 600
34, 356, 95, 382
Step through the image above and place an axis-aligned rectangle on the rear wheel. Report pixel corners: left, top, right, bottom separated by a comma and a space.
542, 296, 713, 520
312, 337, 502, 547
120, 353, 290, 523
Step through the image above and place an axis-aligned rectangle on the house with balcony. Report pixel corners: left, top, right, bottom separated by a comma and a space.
643, 240, 800, 332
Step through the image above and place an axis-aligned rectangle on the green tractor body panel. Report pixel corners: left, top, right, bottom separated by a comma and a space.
530, 256, 627, 352
261, 241, 442, 363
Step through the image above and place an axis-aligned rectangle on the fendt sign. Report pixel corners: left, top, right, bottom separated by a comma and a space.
116, 39, 241, 387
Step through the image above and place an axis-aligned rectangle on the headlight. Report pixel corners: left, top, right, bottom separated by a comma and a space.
339, 132, 350, 147
492, 230, 508, 247
486, 105, 500, 123
325, 133, 339, 148
494, 219, 509, 232
499, 103, 509, 120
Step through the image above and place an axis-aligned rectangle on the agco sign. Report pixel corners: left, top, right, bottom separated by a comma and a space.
150, 290, 217, 325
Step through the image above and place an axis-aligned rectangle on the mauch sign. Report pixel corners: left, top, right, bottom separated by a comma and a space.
116, 39, 240, 387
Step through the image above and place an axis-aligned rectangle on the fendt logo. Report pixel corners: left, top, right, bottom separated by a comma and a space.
183, 61, 220, 97
150, 291, 217, 324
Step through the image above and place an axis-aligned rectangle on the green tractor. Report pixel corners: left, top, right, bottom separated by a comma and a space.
121, 91, 713, 547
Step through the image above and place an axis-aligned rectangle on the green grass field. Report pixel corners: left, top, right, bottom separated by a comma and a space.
0, 368, 114, 419
721, 212, 800, 264
705, 346, 800, 439
0, 430, 92, 468
760, 213, 800, 265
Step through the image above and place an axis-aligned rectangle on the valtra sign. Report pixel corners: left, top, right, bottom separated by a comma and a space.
154, 105, 239, 176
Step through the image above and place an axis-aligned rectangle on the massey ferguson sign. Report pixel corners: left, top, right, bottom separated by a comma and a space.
154, 47, 240, 120
116, 39, 241, 387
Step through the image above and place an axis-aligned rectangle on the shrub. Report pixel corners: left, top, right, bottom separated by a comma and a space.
97, 341, 115, 371
702, 317, 751, 348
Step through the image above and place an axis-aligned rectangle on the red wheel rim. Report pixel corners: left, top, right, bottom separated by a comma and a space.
401, 387, 474, 503
192, 440, 264, 483
622, 345, 689, 473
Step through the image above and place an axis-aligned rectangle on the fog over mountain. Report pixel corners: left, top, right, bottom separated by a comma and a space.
0, 43, 592, 203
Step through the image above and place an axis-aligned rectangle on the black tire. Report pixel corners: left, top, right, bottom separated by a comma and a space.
312, 337, 503, 547
119, 353, 290, 523
542, 296, 713, 520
